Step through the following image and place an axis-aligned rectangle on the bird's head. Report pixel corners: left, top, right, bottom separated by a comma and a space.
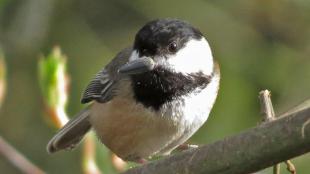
119, 19, 214, 77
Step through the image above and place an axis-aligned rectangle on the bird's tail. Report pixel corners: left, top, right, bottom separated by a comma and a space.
47, 108, 91, 153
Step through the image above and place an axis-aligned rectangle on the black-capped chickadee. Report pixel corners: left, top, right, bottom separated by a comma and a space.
47, 18, 220, 163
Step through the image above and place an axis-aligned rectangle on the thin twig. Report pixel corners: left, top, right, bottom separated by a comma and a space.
259, 90, 280, 174
0, 136, 45, 174
273, 164, 280, 174
259, 90, 276, 122
285, 160, 296, 174
259, 90, 296, 174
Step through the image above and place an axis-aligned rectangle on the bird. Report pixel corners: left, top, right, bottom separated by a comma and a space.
47, 18, 220, 163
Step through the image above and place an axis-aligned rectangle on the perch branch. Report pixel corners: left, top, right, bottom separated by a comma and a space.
123, 99, 310, 174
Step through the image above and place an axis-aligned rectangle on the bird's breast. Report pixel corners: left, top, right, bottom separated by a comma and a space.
90, 96, 180, 161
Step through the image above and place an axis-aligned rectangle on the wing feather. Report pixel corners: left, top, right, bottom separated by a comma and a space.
81, 48, 132, 104
81, 69, 115, 103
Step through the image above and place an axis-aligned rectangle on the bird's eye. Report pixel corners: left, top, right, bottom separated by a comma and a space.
168, 42, 177, 53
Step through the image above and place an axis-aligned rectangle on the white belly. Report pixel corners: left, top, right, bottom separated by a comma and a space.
89, 75, 219, 161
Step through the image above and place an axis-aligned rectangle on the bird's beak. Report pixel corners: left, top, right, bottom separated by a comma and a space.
118, 57, 155, 75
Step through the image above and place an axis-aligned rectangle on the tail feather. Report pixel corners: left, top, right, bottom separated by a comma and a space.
47, 108, 91, 153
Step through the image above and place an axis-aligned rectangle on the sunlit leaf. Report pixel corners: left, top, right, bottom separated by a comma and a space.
38, 46, 69, 127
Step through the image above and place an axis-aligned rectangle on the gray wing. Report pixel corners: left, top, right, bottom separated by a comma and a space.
81, 47, 132, 104
81, 69, 115, 103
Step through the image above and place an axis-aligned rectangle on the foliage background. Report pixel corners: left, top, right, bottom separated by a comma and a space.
0, 0, 309, 173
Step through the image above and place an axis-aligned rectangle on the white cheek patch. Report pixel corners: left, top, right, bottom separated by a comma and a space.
164, 38, 214, 75
129, 50, 139, 61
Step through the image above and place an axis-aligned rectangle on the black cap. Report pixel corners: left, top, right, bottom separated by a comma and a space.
133, 19, 203, 57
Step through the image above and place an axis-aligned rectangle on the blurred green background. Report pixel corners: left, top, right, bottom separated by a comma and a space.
0, 0, 310, 173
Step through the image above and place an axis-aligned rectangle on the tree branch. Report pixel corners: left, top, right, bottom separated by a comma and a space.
122, 99, 310, 174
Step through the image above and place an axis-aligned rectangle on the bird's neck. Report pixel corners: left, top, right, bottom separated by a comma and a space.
131, 67, 212, 111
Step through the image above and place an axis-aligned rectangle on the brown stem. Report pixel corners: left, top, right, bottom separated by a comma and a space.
285, 160, 296, 174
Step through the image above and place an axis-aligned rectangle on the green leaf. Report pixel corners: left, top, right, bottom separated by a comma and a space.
38, 47, 68, 110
